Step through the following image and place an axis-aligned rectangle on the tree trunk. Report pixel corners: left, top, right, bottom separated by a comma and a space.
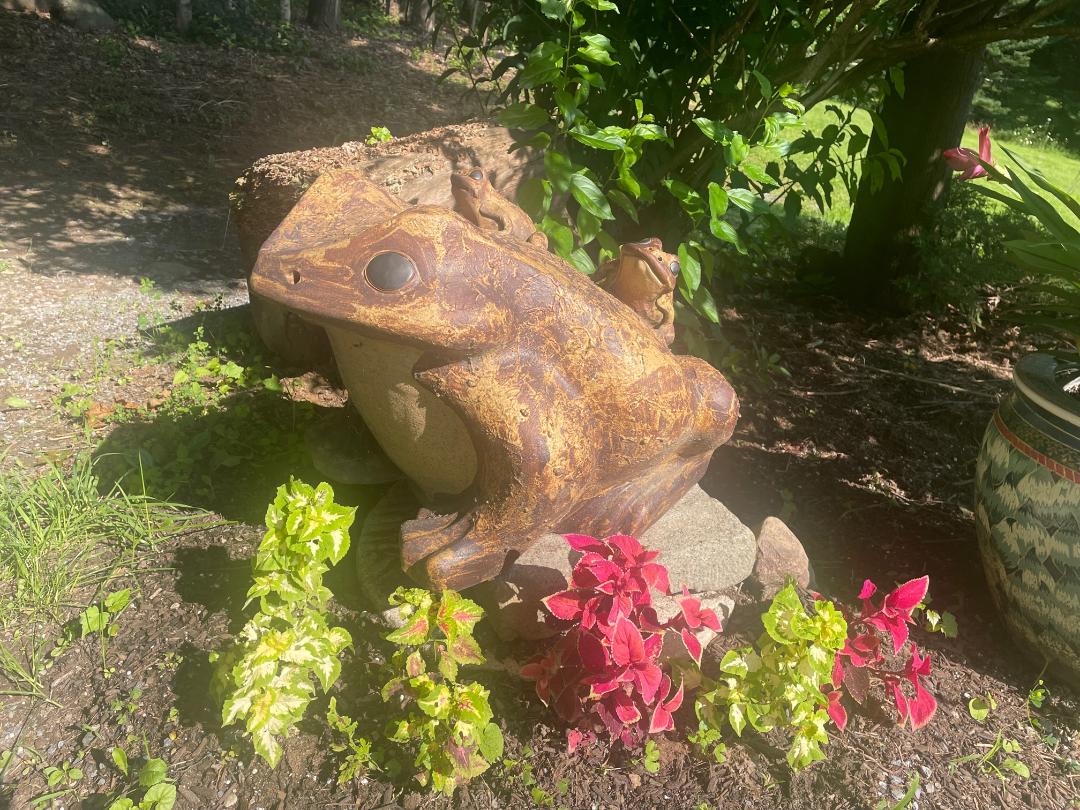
307, 0, 339, 30
407, 0, 435, 33
463, 0, 480, 29
280, 0, 289, 23
176, 0, 191, 32
840, 2, 1000, 309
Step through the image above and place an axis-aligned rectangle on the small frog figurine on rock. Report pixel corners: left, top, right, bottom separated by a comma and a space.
450, 168, 548, 249
250, 167, 739, 591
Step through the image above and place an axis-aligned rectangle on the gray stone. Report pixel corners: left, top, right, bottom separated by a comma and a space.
0, 0, 50, 12
750, 516, 811, 597
51, 0, 116, 31
484, 484, 756, 644
646, 485, 757, 592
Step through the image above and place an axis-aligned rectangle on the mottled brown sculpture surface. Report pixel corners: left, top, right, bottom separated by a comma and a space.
451, 168, 548, 249
596, 238, 679, 346
250, 168, 739, 591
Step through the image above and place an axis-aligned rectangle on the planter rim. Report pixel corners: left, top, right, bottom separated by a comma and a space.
1014, 352, 1080, 430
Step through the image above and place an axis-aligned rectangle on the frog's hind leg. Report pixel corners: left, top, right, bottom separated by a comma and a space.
557, 450, 713, 540
403, 355, 594, 591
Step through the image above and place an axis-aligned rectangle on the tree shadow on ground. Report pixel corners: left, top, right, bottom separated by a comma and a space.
0, 11, 481, 289
174, 545, 252, 620
697, 286, 1067, 692
172, 640, 223, 729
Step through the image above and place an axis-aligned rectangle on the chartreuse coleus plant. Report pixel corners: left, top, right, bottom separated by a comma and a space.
691, 584, 847, 769
522, 534, 719, 752
380, 586, 504, 795
211, 480, 356, 768
693, 576, 939, 771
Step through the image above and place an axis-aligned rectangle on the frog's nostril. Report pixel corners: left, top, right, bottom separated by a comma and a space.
291, 270, 301, 285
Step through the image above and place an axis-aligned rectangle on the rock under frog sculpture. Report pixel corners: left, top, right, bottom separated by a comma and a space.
250, 167, 740, 591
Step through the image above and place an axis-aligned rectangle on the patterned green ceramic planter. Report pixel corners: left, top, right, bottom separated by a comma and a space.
975, 353, 1080, 685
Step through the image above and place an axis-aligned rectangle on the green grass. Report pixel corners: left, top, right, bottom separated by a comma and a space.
736, 100, 1080, 317
0, 457, 194, 700
786, 103, 1080, 226
791, 103, 871, 224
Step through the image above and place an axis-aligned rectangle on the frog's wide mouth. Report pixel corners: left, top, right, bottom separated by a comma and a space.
622, 239, 679, 290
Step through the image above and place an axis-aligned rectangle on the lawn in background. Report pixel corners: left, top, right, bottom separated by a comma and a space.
782, 103, 1080, 227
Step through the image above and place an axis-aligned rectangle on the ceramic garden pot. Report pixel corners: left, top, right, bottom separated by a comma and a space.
975, 352, 1080, 685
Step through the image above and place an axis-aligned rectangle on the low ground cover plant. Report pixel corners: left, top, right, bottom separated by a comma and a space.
211, 479, 356, 767
524, 533, 942, 772
78, 316, 314, 514
521, 533, 720, 751
0, 458, 187, 702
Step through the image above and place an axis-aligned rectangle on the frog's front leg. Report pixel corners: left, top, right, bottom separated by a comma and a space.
399, 509, 472, 568
404, 353, 591, 591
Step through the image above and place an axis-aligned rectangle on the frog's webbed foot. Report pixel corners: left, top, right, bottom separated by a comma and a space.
408, 536, 510, 592
400, 509, 472, 569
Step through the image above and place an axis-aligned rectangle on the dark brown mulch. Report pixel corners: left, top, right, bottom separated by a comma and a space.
3, 290, 1078, 810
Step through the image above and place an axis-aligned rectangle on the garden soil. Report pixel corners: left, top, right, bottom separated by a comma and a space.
1, 10, 1078, 809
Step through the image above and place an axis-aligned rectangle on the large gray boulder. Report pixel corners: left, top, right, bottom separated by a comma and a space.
483, 484, 756, 650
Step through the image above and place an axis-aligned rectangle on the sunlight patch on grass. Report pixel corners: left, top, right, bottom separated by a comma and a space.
769, 103, 1080, 227
0, 457, 198, 699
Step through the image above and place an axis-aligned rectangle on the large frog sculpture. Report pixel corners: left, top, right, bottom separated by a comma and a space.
250, 168, 739, 591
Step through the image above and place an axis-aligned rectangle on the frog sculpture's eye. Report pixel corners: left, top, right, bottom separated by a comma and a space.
365, 252, 416, 292
668, 260, 681, 276
468, 169, 484, 181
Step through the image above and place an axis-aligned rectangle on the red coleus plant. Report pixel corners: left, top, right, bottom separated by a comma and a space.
828, 575, 938, 731
521, 534, 719, 751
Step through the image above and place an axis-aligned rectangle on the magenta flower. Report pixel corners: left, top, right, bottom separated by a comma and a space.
943, 126, 992, 180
